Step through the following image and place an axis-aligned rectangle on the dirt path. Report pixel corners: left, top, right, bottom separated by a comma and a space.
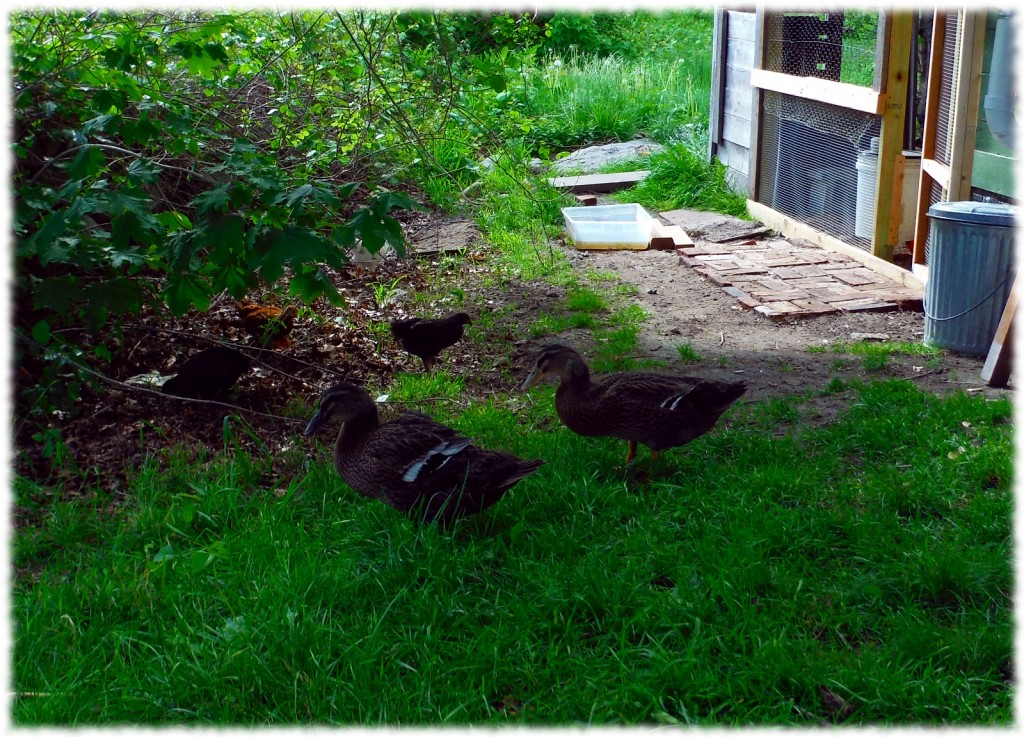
557, 239, 1012, 405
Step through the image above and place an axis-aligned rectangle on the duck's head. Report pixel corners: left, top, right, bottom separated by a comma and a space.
520, 344, 589, 390
450, 312, 472, 326
303, 382, 375, 436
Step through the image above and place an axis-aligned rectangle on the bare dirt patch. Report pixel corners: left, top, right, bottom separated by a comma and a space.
561, 241, 1011, 402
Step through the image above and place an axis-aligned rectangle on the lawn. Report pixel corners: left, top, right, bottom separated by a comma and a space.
12, 376, 1013, 724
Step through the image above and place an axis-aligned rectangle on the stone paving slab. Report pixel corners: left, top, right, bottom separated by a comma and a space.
675, 235, 924, 322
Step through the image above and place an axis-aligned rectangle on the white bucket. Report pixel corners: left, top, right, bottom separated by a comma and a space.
855, 136, 879, 239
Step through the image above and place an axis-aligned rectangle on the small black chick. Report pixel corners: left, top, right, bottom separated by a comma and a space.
162, 346, 251, 400
390, 312, 472, 371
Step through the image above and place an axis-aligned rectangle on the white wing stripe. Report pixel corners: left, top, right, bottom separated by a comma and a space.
402, 438, 472, 482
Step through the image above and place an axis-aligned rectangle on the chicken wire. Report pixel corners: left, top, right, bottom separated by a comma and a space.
757, 90, 881, 250
762, 9, 880, 87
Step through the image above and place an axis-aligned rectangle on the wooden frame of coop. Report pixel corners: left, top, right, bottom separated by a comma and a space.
709, 6, 1013, 292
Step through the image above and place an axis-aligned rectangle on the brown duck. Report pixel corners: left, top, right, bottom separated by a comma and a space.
521, 344, 747, 465
304, 382, 543, 527
390, 312, 471, 371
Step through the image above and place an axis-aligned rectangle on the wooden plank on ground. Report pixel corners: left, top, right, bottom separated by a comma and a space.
547, 171, 650, 193
649, 222, 693, 250
703, 220, 771, 243
981, 272, 1020, 387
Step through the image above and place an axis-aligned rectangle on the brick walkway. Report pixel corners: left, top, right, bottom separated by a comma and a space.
677, 237, 924, 322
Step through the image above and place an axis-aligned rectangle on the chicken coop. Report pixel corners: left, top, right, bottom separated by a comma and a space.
708, 6, 1018, 290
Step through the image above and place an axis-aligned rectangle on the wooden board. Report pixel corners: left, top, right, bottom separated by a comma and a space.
649, 221, 693, 250
547, 171, 650, 193
704, 221, 771, 243
981, 271, 1020, 387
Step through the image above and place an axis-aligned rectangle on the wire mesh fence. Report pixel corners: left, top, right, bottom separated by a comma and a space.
757, 91, 881, 250
762, 10, 880, 87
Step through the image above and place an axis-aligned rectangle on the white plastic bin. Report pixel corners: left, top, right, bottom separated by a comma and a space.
562, 204, 654, 250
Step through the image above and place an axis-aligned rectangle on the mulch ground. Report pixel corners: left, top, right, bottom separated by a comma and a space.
12, 211, 500, 521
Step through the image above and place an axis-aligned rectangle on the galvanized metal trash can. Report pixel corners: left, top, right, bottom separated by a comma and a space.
924, 201, 1017, 357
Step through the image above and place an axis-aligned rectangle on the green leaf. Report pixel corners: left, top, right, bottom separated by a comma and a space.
97, 190, 152, 219
289, 265, 345, 306
33, 275, 82, 313
82, 113, 120, 135
82, 277, 145, 316
24, 211, 70, 263
254, 226, 344, 283
121, 114, 162, 147
126, 157, 160, 185
164, 273, 212, 316
154, 211, 193, 232
93, 88, 128, 113
193, 183, 231, 215
190, 549, 212, 574
152, 543, 176, 562
203, 42, 229, 63
210, 263, 253, 298
31, 320, 51, 346
65, 146, 106, 181
337, 181, 361, 198
347, 209, 407, 256
283, 183, 313, 208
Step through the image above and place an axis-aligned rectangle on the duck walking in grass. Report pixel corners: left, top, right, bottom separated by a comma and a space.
521, 344, 747, 467
390, 312, 472, 371
304, 382, 543, 526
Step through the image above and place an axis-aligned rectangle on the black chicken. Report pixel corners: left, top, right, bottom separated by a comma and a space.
162, 346, 252, 400
390, 312, 472, 371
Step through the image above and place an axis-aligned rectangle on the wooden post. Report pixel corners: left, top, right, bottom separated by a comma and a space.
981, 272, 1020, 387
871, 11, 914, 262
747, 4, 767, 200
708, 6, 727, 162
912, 8, 987, 277
912, 9, 948, 270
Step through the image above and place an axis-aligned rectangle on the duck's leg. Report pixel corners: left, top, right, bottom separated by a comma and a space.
625, 440, 638, 464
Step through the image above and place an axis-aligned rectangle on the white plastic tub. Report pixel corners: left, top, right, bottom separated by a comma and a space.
562, 203, 654, 250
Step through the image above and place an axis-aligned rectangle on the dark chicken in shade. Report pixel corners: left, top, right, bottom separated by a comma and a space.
162, 346, 251, 400
304, 382, 543, 526
521, 343, 747, 466
390, 312, 472, 371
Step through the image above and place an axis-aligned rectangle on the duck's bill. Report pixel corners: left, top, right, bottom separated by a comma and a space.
520, 366, 544, 391
303, 410, 328, 436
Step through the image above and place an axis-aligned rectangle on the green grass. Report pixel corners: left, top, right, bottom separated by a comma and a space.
13, 381, 1013, 725
619, 142, 749, 217
524, 51, 709, 149
676, 342, 703, 364
808, 341, 942, 357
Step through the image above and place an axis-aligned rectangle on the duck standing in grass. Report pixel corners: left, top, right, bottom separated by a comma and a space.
521, 344, 747, 467
304, 382, 543, 527
390, 312, 472, 371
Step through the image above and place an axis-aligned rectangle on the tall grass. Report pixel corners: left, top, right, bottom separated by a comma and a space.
524, 53, 709, 146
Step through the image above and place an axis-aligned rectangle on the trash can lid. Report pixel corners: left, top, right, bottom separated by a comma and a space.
928, 200, 1017, 227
